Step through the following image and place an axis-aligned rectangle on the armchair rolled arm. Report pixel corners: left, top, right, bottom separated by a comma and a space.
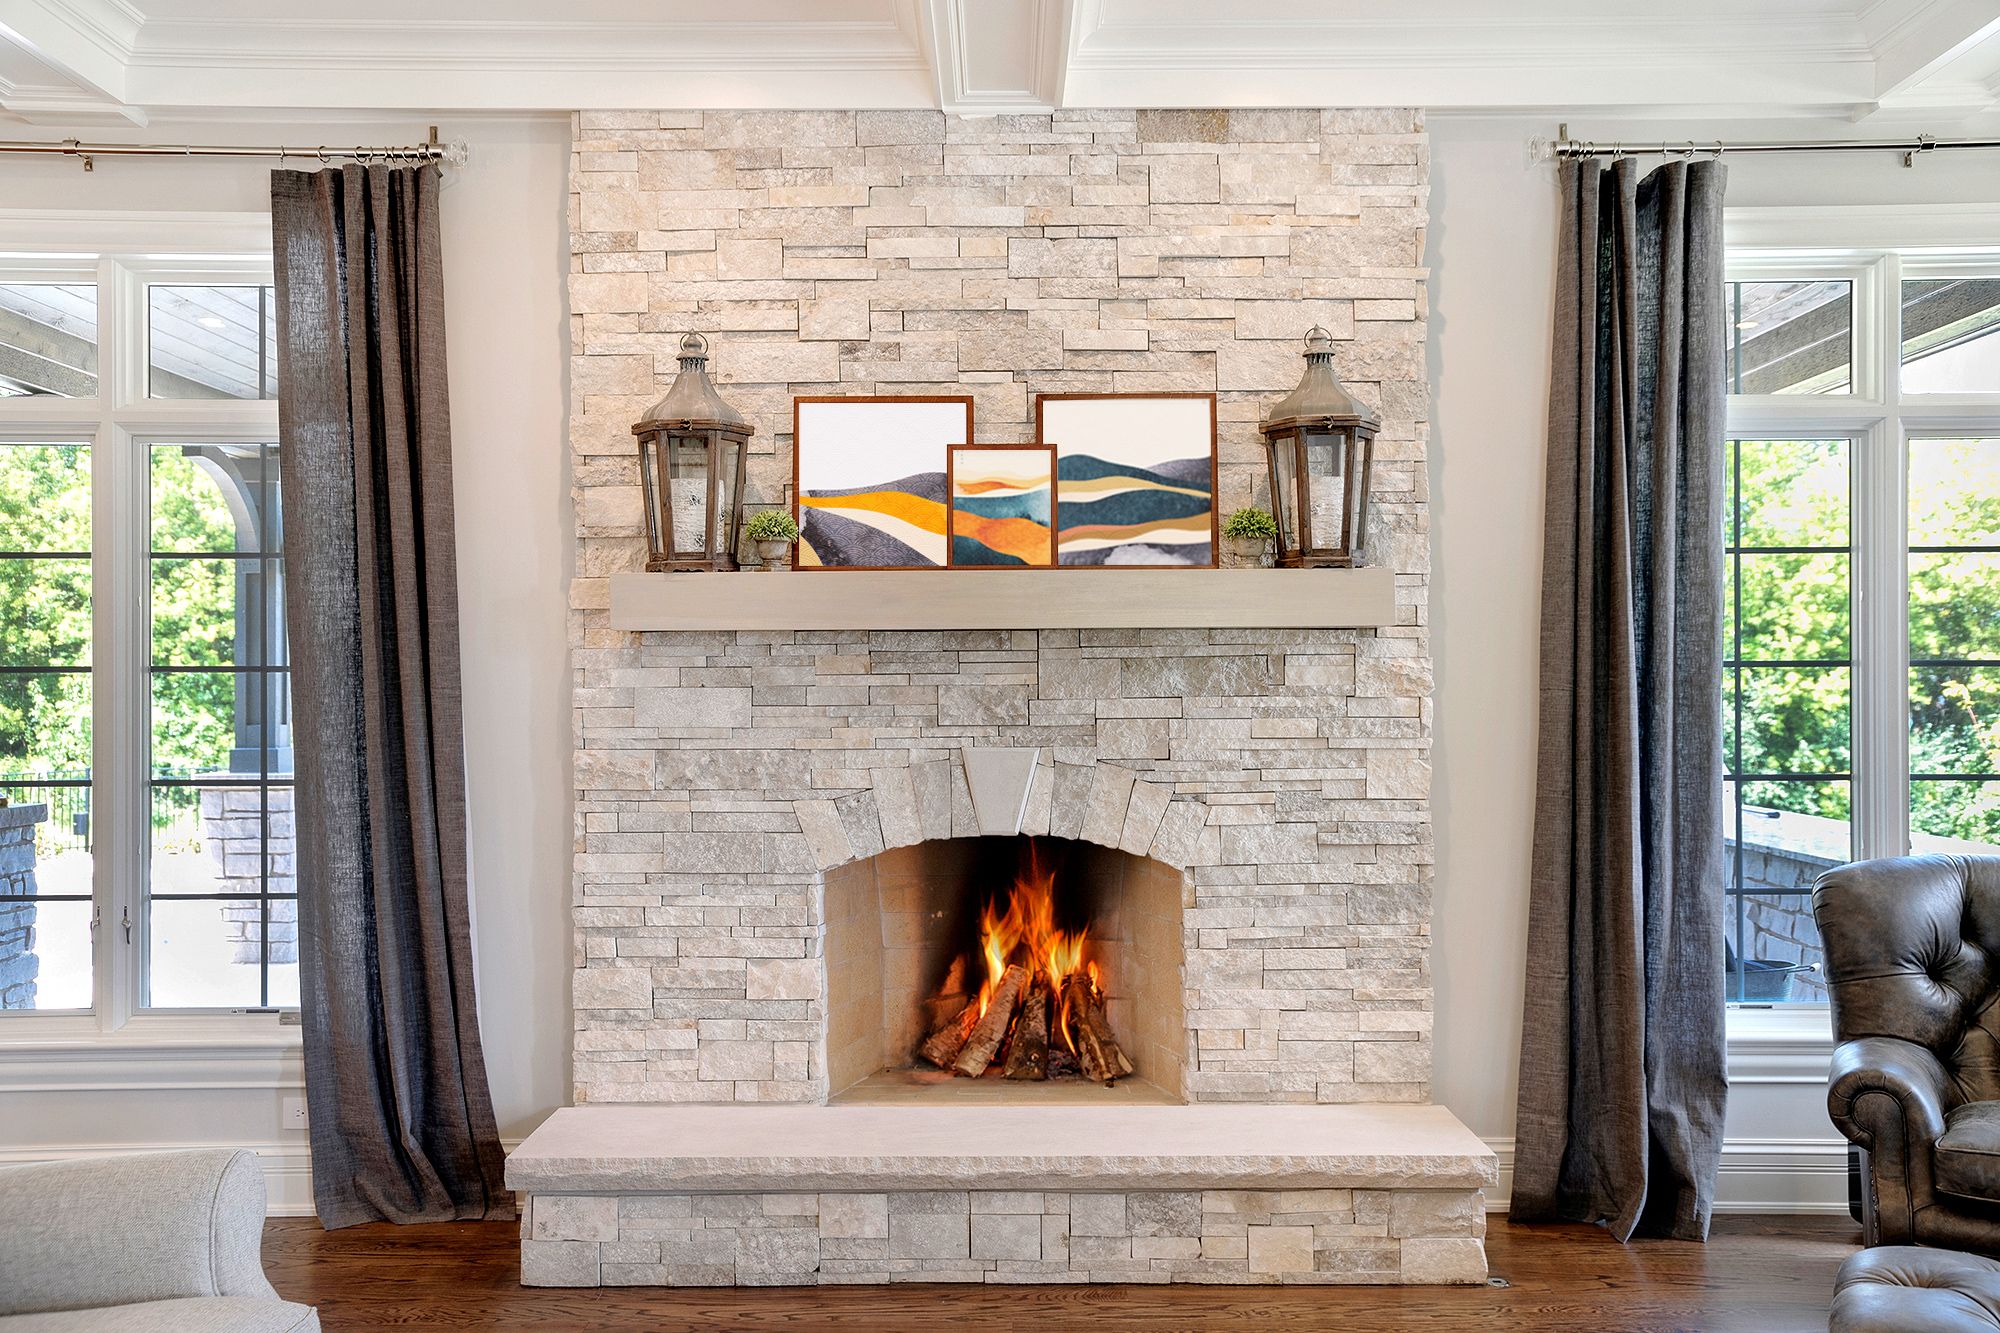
1829, 1035, 1950, 1150
0, 1149, 278, 1317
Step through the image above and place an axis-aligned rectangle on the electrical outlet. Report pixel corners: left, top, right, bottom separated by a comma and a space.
282, 1096, 308, 1131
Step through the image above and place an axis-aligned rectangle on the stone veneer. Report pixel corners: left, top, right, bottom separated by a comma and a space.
0, 803, 47, 1009
521, 1186, 1485, 1287
200, 786, 297, 966
568, 108, 1434, 1108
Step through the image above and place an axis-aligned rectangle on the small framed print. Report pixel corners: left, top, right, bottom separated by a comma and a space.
1035, 393, 1218, 567
792, 395, 975, 569
947, 444, 1057, 568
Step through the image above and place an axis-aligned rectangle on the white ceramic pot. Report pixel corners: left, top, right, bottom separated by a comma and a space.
754, 539, 792, 571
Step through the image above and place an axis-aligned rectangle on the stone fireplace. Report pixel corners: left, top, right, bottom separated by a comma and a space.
569, 634, 1433, 1110
518, 105, 1494, 1289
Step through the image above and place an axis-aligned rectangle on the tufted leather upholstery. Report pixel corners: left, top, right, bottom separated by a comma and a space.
1816, 855, 2000, 1253
1830, 1246, 2000, 1331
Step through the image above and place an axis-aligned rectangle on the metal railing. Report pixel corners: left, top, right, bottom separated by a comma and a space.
0, 769, 90, 858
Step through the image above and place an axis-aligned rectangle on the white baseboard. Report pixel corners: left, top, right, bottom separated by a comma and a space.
1480, 1136, 1853, 1215
1, 1138, 525, 1218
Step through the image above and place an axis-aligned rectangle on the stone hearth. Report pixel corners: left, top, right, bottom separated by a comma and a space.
509, 1105, 1495, 1286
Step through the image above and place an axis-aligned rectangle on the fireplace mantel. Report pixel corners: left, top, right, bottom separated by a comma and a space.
608, 566, 1398, 632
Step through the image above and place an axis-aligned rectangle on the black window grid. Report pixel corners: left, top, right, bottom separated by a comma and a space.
146, 442, 287, 1009
0, 451, 95, 906
1723, 439, 1854, 1004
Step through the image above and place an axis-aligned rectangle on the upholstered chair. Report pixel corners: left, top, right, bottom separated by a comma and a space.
1815, 854, 2000, 1253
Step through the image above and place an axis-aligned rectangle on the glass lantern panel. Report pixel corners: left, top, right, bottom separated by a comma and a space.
637, 436, 664, 556
1350, 434, 1373, 557
714, 437, 743, 561
1306, 427, 1349, 553
1272, 432, 1301, 553
667, 434, 710, 556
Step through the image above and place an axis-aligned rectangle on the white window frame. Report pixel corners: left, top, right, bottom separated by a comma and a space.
0, 212, 297, 1081
1724, 204, 2000, 1064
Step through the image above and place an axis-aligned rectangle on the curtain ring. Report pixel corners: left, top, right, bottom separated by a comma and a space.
317, 145, 331, 164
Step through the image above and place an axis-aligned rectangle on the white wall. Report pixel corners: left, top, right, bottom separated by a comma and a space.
0, 114, 573, 1206
1425, 112, 2000, 1211
10, 102, 1995, 1217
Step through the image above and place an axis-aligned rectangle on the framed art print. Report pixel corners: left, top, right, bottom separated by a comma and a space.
947, 444, 1057, 567
1036, 393, 1218, 567
792, 396, 974, 569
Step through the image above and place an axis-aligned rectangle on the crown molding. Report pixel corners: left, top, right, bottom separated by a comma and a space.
0, 80, 146, 125
3, 0, 2000, 118
0, 0, 138, 101
1864, 0, 2000, 100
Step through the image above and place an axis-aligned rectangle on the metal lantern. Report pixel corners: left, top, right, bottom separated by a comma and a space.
1259, 326, 1379, 568
632, 333, 754, 572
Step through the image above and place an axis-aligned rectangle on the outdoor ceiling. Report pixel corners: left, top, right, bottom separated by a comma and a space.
0, 0, 1998, 125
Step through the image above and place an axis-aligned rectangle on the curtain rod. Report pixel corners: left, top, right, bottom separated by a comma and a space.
1544, 123, 2000, 168
0, 126, 468, 173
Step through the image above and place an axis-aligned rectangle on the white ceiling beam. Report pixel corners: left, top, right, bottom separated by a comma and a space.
1866, 0, 2000, 100
1060, 5, 1883, 113
0, 0, 136, 105
117, 7, 936, 111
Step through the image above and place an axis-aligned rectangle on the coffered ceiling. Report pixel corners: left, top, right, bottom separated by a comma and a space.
1, 0, 1998, 127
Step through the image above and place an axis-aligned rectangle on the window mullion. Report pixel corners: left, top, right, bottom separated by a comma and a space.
1852, 417, 1908, 860
1852, 253, 1909, 861
91, 258, 148, 1027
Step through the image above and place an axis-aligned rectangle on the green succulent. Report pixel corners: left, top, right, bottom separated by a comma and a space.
1221, 507, 1277, 540
744, 509, 801, 543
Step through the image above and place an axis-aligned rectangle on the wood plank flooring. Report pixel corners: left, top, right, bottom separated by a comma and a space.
263, 1213, 1858, 1332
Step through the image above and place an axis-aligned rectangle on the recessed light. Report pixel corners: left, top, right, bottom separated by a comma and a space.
198, 316, 227, 329
1735, 320, 1759, 330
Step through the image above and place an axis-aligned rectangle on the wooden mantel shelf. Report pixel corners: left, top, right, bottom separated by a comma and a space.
608, 567, 1397, 632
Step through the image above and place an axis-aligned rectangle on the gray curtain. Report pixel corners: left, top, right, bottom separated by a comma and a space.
271, 164, 508, 1228
1510, 157, 1730, 1242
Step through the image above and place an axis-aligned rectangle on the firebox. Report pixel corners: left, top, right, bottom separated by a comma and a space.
822, 835, 1187, 1104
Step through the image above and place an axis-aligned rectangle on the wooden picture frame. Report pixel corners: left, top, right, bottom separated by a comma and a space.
1035, 392, 1219, 568
792, 395, 975, 570
946, 443, 1058, 568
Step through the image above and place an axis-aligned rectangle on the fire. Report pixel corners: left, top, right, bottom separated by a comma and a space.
973, 845, 1092, 1053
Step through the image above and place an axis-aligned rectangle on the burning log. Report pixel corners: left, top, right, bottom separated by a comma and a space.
1003, 980, 1050, 1081
920, 957, 969, 1036
918, 1000, 978, 1070
1061, 972, 1134, 1085
953, 964, 1029, 1077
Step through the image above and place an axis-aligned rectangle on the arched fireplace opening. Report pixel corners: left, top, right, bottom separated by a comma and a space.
823, 835, 1186, 1104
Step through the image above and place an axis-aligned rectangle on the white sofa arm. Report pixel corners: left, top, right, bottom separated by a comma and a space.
0, 1149, 278, 1317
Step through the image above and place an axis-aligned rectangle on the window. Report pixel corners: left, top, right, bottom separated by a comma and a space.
1725, 245, 2000, 1008
0, 232, 286, 1030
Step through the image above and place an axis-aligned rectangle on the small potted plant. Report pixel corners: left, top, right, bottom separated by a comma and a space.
743, 508, 800, 571
1220, 507, 1276, 568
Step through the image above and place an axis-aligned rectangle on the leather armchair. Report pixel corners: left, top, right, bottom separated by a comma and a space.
1815, 854, 2000, 1252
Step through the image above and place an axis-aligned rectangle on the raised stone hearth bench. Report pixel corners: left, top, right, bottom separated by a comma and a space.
508, 1104, 1495, 1287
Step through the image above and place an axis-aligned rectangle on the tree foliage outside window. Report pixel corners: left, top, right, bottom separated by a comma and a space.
0, 443, 92, 777
1727, 436, 1999, 847
0, 445, 237, 783
1908, 439, 2000, 846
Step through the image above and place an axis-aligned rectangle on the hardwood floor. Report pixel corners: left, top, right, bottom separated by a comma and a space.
264, 1213, 1858, 1332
